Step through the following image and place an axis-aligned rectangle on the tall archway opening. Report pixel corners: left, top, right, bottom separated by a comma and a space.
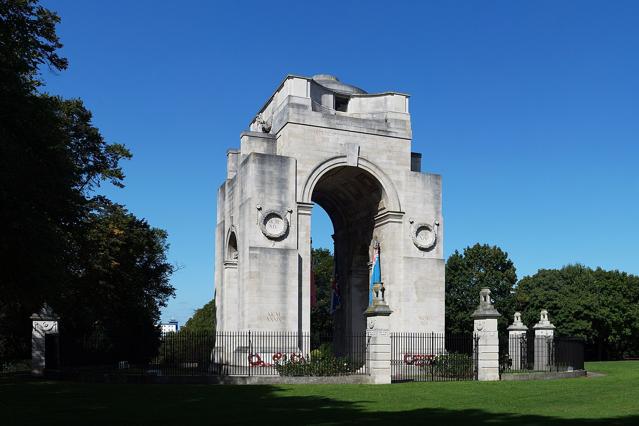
310, 166, 384, 351
309, 205, 334, 340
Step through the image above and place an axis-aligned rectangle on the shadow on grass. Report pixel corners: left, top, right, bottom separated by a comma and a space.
1, 379, 636, 426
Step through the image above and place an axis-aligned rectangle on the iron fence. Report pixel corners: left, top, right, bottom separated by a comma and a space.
210, 331, 369, 376
554, 337, 585, 371
500, 333, 585, 374
390, 332, 478, 382
57, 330, 368, 377
150, 330, 216, 375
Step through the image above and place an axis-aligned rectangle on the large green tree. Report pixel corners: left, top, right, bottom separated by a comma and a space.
181, 300, 216, 333
56, 198, 175, 363
0, 0, 173, 363
445, 244, 517, 335
516, 264, 639, 360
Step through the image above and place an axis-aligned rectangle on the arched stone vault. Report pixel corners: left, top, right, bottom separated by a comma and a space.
310, 165, 385, 339
301, 156, 403, 214
214, 74, 445, 337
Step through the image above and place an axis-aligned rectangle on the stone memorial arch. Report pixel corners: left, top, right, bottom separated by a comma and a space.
214, 74, 444, 338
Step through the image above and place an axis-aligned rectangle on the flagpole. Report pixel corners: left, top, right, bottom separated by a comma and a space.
378, 240, 381, 281
377, 240, 383, 301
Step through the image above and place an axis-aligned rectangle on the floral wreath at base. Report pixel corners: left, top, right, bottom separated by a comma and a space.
403, 353, 436, 366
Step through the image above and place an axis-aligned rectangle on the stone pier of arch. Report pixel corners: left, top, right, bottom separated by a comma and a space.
214, 74, 445, 341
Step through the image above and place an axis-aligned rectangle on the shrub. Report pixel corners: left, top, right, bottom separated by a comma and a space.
0, 359, 30, 374
430, 352, 474, 379
276, 346, 355, 377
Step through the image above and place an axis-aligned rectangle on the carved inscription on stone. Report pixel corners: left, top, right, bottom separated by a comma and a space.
265, 213, 285, 235
257, 205, 292, 240
416, 226, 432, 242
366, 328, 390, 337
266, 312, 282, 322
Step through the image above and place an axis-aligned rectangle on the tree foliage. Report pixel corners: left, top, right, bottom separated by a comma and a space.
516, 265, 639, 360
311, 248, 334, 336
0, 0, 68, 94
182, 299, 216, 333
445, 244, 517, 335
0, 0, 173, 363
59, 198, 174, 361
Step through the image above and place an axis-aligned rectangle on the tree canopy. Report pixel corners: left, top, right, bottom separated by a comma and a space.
445, 243, 517, 335
445, 244, 639, 361
311, 248, 334, 336
181, 300, 216, 333
0, 0, 173, 363
0, 0, 67, 94
516, 265, 639, 360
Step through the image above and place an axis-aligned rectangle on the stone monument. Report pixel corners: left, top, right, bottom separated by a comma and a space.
214, 74, 444, 344
365, 280, 392, 383
472, 288, 501, 381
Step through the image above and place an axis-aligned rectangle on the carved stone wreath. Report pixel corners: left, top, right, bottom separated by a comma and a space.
409, 218, 439, 250
257, 205, 292, 240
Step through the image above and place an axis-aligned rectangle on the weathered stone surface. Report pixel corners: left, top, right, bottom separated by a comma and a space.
366, 309, 392, 383
507, 312, 528, 370
533, 310, 556, 371
215, 74, 445, 341
472, 288, 501, 381
30, 304, 59, 376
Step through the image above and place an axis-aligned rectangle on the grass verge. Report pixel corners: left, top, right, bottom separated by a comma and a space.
1, 361, 637, 425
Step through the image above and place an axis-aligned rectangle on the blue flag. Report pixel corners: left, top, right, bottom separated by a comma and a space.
369, 242, 381, 305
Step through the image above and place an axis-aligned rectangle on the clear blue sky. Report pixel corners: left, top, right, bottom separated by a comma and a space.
41, 0, 639, 325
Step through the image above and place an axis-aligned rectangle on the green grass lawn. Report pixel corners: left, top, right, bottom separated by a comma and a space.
1, 361, 638, 425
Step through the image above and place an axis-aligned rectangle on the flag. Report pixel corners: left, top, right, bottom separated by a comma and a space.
369, 241, 381, 305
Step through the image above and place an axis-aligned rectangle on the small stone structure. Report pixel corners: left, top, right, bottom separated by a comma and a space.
214, 74, 445, 346
30, 304, 59, 376
533, 309, 555, 371
472, 288, 501, 381
365, 280, 392, 384
507, 312, 528, 370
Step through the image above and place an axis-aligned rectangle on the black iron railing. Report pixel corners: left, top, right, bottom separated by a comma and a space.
500, 334, 585, 374
58, 330, 368, 377
554, 337, 585, 371
390, 332, 478, 382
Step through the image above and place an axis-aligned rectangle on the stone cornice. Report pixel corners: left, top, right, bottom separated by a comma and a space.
374, 210, 404, 228
297, 202, 314, 216
223, 260, 238, 269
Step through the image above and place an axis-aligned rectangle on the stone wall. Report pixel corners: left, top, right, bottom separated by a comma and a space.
215, 74, 445, 336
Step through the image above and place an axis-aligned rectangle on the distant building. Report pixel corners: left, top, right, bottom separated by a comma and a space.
160, 319, 179, 333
